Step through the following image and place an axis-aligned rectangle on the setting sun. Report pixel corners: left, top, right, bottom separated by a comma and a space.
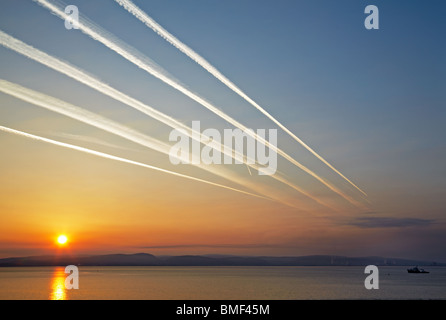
57, 235, 68, 245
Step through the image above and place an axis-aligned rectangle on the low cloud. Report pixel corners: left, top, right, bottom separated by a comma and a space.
347, 217, 435, 228
140, 244, 287, 249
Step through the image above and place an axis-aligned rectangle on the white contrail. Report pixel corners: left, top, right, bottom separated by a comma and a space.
33, 0, 362, 207
0, 79, 303, 208
0, 30, 337, 210
46, 132, 133, 151
0, 125, 267, 200
0, 79, 170, 156
114, 0, 367, 198
0, 29, 253, 171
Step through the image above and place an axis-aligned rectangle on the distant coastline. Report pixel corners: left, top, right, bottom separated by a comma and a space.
0, 253, 444, 267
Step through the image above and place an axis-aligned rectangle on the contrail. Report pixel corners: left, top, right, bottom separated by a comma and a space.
0, 125, 267, 200
0, 79, 171, 157
114, 0, 367, 198
0, 79, 302, 208
0, 30, 337, 210
46, 132, 134, 151
33, 0, 363, 207
0, 29, 255, 172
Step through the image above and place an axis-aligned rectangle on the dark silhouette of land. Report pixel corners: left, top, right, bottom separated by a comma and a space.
0, 253, 444, 267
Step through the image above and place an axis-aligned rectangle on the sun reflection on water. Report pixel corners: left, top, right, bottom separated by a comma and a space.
50, 267, 67, 300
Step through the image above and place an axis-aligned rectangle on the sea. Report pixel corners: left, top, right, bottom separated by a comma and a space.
0, 266, 445, 300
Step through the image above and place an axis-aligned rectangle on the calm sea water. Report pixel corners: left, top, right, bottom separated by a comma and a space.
0, 266, 445, 300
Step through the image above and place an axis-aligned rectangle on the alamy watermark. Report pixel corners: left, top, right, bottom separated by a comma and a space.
65, 265, 79, 289
364, 5, 379, 30
64, 5, 79, 30
63, 4, 379, 31
364, 265, 379, 289
169, 121, 278, 176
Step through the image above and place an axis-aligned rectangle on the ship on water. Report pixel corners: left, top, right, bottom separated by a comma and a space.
407, 266, 429, 273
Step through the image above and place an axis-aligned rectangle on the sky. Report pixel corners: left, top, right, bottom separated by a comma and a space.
0, 0, 445, 261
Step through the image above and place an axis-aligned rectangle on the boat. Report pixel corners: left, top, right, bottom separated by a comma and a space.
407, 266, 429, 273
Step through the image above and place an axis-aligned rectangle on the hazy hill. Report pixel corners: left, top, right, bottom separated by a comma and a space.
0, 253, 444, 267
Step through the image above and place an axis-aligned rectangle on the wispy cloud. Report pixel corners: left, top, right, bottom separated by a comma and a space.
0, 79, 283, 203
0, 28, 332, 210
347, 217, 435, 228
115, 0, 367, 198
0, 125, 267, 200
33, 0, 365, 209
47, 132, 132, 151
140, 244, 289, 249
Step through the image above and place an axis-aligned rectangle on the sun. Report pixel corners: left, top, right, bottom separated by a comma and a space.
57, 235, 68, 245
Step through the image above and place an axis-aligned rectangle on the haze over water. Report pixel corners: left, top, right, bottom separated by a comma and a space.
1, 266, 445, 300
